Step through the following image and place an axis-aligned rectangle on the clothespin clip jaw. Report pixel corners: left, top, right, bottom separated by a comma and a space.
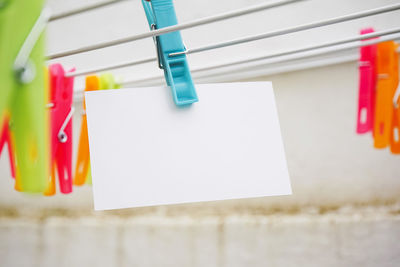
142, 0, 198, 106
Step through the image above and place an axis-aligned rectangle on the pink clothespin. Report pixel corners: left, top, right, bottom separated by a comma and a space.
46, 64, 74, 195
356, 28, 377, 134
0, 116, 16, 178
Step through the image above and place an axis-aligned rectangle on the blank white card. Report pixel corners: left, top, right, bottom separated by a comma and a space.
85, 82, 291, 210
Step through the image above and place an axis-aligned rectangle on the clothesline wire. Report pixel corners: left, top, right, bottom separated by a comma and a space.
49, 0, 130, 21
171, 4, 400, 57
58, 3, 400, 76
191, 33, 400, 74
48, 2, 400, 60
193, 45, 400, 87
73, 45, 400, 102
119, 33, 400, 87
66, 27, 400, 77
45, 0, 306, 59
46, 1, 400, 102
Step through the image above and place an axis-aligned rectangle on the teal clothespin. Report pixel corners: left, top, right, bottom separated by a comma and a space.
141, 0, 198, 106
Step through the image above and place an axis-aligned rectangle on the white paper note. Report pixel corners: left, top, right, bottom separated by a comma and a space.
85, 82, 291, 210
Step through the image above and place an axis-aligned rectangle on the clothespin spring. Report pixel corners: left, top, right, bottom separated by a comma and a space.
45, 103, 55, 108
58, 107, 74, 143
169, 49, 188, 57
358, 61, 371, 67
151, 24, 163, 69
47, 103, 74, 142
150, 23, 188, 68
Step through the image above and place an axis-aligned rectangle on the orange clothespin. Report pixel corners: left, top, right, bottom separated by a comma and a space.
374, 41, 398, 149
83, 73, 120, 185
391, 100, 400, 153
390, 47, 400, 154
0, 113, 16, 178
74, 75, 99, 186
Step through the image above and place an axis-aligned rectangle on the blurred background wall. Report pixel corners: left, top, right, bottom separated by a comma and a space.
1, 0, 400, 266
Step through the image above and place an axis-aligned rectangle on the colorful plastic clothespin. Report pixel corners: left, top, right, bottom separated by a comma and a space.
1, 0, 49, 192
81, 73, 121, 185
357, 28, 377, 134
141, 0, 198, 106
74, 75, 100, 186
374, 41, 398, 149
391, 101, 400, 153
44, 64, 74, 195
100, 73, 121, 90
86, 73, 118, 185
86, 73, 121, 185
389, 46, 400, 154
0, 113, 16, 178
0, 2, 12, 122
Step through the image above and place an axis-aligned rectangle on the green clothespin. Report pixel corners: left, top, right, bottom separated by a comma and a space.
99, 73, 121, 90
85, 73, 121, 185
0, 0, 11, 125
0, 0, 50, 192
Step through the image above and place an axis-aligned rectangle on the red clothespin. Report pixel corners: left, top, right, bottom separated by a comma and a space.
44, 64, 74, 195
356, 28, 377, 134
0, 114, 16, 178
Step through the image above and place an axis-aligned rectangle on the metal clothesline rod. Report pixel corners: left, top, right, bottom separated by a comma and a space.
193, 39, 400, 83
67, 57, 155, 77
72, 45, 400, 102
171, 3, 400, 57
194, 46, 400, 85
46, 0, 306, 59
73, 47, 400, 102
66, 27, 400, 77
120, 33, 400, 86
49, 0, 130, 21
192, 33, 400, 73
49, 2, 400, 60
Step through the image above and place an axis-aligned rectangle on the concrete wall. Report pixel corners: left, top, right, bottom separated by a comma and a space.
1, 205, 400, 267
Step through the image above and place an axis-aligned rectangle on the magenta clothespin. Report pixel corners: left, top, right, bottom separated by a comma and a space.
0, 117, 16, 179
356, 28, 377, 134
48, 64, 74, 194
